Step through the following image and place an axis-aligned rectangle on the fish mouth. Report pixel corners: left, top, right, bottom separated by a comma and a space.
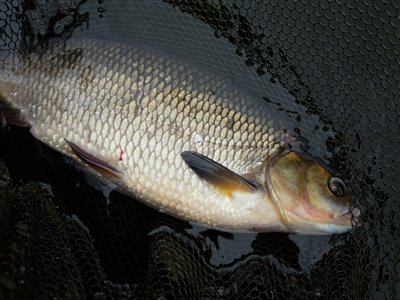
332, 208, 355, 227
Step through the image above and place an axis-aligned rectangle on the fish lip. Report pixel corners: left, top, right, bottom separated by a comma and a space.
332, 208, 355, 227
336, 207, 351, 217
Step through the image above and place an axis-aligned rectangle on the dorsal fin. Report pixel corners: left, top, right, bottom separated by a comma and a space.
181, 151, 259, 197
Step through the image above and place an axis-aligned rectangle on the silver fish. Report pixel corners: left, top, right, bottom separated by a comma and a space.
0, 38, 352, 234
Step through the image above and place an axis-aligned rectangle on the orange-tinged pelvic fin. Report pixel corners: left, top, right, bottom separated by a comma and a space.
181, 151, 259, 197
64, 138, 122, 180
0, 95, 31, 127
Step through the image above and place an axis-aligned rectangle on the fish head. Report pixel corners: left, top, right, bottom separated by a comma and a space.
265, 150, 353, 234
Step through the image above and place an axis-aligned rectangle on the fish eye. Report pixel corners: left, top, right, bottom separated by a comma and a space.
328, 176, 346, 197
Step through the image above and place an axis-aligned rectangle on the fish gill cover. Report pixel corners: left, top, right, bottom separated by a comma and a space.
0, 0, 399, 299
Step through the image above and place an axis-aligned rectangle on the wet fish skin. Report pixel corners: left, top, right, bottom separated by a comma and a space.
0, 38, 351, 234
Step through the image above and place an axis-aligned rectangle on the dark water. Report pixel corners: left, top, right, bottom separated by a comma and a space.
0, 0, 399, 299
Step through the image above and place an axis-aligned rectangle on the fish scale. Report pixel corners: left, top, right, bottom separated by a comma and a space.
0, 38, 352, 233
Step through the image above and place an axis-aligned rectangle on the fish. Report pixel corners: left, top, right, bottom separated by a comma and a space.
0, 38, 353, 234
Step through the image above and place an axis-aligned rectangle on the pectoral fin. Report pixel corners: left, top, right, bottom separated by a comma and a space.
181, 151, 259, 197
64, 139, 122, 180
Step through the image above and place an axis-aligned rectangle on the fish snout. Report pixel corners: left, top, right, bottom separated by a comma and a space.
332, 206, 358, 227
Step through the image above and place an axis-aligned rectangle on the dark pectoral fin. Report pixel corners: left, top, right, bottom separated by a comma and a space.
64, 139, 122, 180
181, 151, 259, 197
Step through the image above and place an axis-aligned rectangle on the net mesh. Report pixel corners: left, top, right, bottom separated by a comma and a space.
0, 0, 399, 299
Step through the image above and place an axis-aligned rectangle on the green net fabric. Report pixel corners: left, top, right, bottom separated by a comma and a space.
0, 0, 399, 299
